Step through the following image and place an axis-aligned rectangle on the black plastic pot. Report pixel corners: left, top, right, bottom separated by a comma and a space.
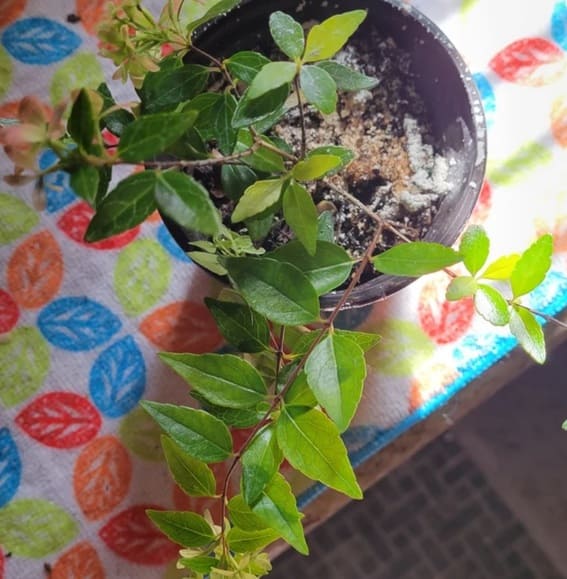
163, 0, 487, 310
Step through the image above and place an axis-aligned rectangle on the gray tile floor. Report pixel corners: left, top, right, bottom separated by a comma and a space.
271, 341, 567, 579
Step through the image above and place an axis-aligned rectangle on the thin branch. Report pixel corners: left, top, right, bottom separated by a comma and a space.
294, 76, 306, 158
255, 138, 298, 163
513, 303, 567, 329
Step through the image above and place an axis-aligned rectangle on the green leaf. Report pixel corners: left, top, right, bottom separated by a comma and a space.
118, 111, 197, 162
303, 10, 367, 62
315, 61, 378, 91
445, 276, 478, 301
205, 298, 270, 353
95, 165, 112, 208
185, 0, 240, 33
221, 164, 257, 201
140, 401, 232, 462
185, 93, 223, 141
154, 171, 222, 236
69, 165, 100, 207
283, 181, 318, 255
335, 330, 380, 353
292, 154, 342, 181
233, 129, 285, 173
510, 235, 553, 298
277, 406, 362, 499
232, 178, 285, 223
248, 62, 296, 100
162, 436, 216, 498
283, 371, 318, 408
459, 225, 490, 276
300, 65, 337, 114
474, 284, 510, 326
372, 242, 462, 276
317, 210, 335, 242
0, 193, 39, 244
140, 64, 209, 113
269, 12, 305, 60
211, 93, 237, 155
227, 526, 280, 553
251, 472, 308, 555
68, 88, 101, 153
188, 251, 227, 276
271, 240, 353, 295
305, 333, 365, 432
178, 556, 218, 574
224, 256, 320, 325
232, 84, 289, 129
228, 495, 271, 531
242, 424, 283, 505
146, 510, 215, 547
488, 142, 552, 187
0, 499, 77, 558
225, 51, 270, 85
85, 171, 157, 242
480, 254, 521, 280
97, 82, 134, 136
309, 145, 355, 174
196, 402, 268, 429
510, 306, 546, 364
159, 352, 267, 409
246, 212, 275, 242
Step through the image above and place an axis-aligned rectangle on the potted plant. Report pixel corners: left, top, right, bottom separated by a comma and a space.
0, 0, 560, 577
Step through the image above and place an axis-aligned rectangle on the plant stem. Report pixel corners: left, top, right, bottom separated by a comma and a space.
294, 76, 307, 158
256, 138, 298, 163
512, 303, 567, 329
119, 146, 259, 168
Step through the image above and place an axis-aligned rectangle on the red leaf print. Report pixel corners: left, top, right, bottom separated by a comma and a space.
490, 38, 566, 87
551, 95, 567, 148
470, 180, 493, 224
16, 392, 101, 449
140, 301, 223, 353
7, 231, 63, 309
99, 505, 178, 564
0, 550, 4, 579
418, 278, 475, 345
74, 436, 132, 520
57, 202, 139, 250
51, 541, 104, 579
0, 290, 19, 333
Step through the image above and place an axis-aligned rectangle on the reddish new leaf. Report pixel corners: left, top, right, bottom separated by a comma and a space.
490, 38, 566, 87
51, 541, 104, 579
16, 392, 101, 449
99, 505, 178, 564
57, 202, 139, 250
0, 289, 19, 333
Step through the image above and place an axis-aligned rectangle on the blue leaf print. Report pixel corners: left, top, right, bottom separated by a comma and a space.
2, 18, 81, 65
38, 297, 121, 352
157, 224, 191, 263
473, 72, 496, 128
0, 428, 21, 508
39, 150, 76, 213
89, 336, 146, 418
552, 0, 567, 50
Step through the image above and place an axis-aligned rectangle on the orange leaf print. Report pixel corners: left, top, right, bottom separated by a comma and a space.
51, 541, 104, 579
7, 231, 63, 309
0, 0, 26, 27
551, 95, 567, 148
0, 101, 20, 119
73, 436, 132, 520
409, 362, 457, 412
140, 301, 223, 353
76, 0, 119, 35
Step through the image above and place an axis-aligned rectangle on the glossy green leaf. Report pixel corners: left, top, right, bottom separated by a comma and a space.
459, 225, 490, 276
197, 402, 267, 429
251, 472, 308, 555
292, 154, 342, 181
510, 234, 553, 298
0, 194, 39, 244
232, 84, 289, 129
300, 65, 337, 114
232, 178, 285, 223
335, 330, 380, 353
246, 211, 276, 242
140, 64, 209, 113
211, 93, 237, 154
248, 61, 297, 100
317, 210, 335, 242
233, 129, 285, 173
225, 51, 270, 84
316, 60, 378, 91
305, 333, 365, 432
372, 242, 462, 276
118, 111, 197, 162
474, 284, 510, 326
221, 164, 257, 201
283, 371, 318, 408
480, 254, 521, 280
69, 165, 100, 207
162, 436, 216, 498
68, 88, 101, 153
95, 165, 112, 208
228, 495, 272, 531
97, 82, 134, 136
178, 556, 218, 574
185, 93, 223, 141
188, 251, 227, 276
227, 526, 280, 553
146, 510, 214, 547
488, 142, 552, 187
154, 171, 222, 236
271, 240, 353, 295
510, 306, 546, 364
283, 181, 318, 255
85, 171, 157, 242
242, 424, 283, 504
205, 298, 270, 353
159, 352, 267, 409
277, 406, 362, 498
303, 10, 367, 62
140, 401, 232, 462
446, 276, 478, 301
185, 0, 240, 33
269, 11, 305, 59
309, 145, 355, 174
224, 256, 320, 325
